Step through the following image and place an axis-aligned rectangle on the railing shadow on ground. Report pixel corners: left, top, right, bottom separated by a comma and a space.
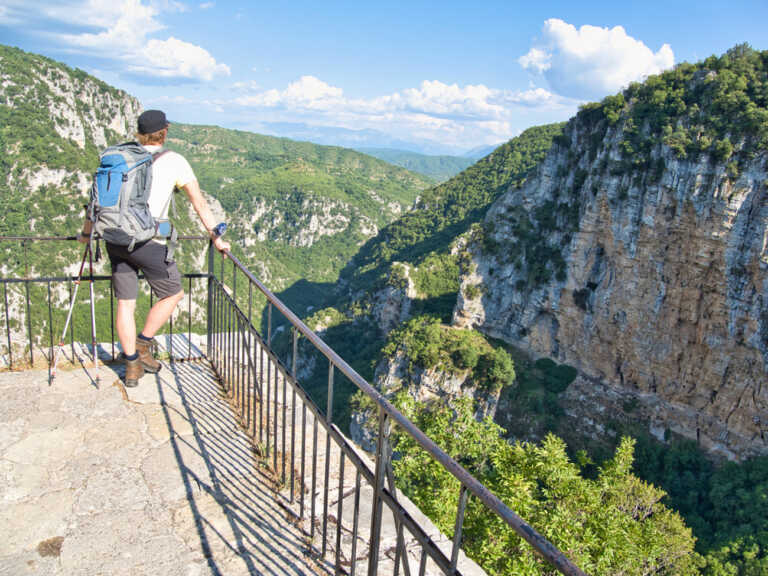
155, 358, 327, 576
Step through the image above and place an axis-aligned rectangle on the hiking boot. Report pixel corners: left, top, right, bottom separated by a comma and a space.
124, 357, 145, 388
136, 337, 162, 374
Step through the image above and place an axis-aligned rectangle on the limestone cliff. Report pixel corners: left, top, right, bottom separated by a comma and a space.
455, 51, 768, 460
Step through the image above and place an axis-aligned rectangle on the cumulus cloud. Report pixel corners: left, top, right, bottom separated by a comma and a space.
519, 18, 674, 99
229, 76, 575, 148
2, 0, 229, 82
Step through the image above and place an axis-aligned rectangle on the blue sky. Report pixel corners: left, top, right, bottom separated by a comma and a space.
1, 1, 766, 153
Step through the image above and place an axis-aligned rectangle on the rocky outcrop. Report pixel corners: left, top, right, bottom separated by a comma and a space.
350, 351, 500, 450
456, 109, 768, 460
370, 263, 417, 335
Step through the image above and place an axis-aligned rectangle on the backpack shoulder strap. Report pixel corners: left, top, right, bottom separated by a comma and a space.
151, 149, 171, 162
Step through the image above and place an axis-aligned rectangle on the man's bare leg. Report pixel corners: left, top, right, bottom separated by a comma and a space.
140, 290, 185, 338
116, 299, 137, 355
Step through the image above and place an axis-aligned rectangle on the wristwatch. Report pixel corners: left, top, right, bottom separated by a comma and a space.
212, 222, 227, 238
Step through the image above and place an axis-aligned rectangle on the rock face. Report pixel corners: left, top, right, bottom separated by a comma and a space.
350, 351, 500, 451
455, 103, 768, 460
0, 45, 140, 197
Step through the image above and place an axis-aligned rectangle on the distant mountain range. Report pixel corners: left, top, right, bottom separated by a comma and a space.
260, 121, 498, 157
354, 148, 475, 182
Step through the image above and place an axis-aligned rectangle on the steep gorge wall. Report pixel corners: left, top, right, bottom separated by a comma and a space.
455, 97, 768, 460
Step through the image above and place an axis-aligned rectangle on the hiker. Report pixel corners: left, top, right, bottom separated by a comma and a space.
79, 109, 230, 387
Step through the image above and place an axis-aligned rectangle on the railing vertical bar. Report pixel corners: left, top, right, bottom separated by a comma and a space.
322, 362, 334, 557
25, 281, 33, 367
3, 283, 11, 369
212, 278, 218, 371
259, 342, 264, 446
267, 302, 272, 344
217, 280, 222, 374
227, 284, 233, 391
266, 344, 271, 458
236, 310, 241, 408
46, 281, 53, 377
334, 451, 345, 575
23, 240, 32, 367
233, 264, 238, 403
222, 283, 228, 389
282, 354, 287, 487
300, 401, 307, 520
207, 240, 214, 359
169, 300, 174, 361
218, 280, 223, 374
450, 485, 469, 573
395, 512, 413, 576
311, 415, 318, 544
418, 549, 427, 576
394, 523, 403, 576
240, 315, 245, 415
68, 279, 74, 363
290, 328, 298, 503
246, 318, 252, 432
240, 316, 246, 420
247, 281, 253, 431
229, 286, 234, 392
350, 469, 361, 576
109, 280, 115, 361
368, 406, 389, 576
187, 275, 192, 360
273, 355, 278, 474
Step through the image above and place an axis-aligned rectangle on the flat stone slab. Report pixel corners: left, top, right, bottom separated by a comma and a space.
0, 361, 331, 576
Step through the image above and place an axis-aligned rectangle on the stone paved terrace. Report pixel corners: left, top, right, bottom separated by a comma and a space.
0, 357, 333, 576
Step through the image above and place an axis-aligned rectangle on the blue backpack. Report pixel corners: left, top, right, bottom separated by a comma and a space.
89, 142, 168, 250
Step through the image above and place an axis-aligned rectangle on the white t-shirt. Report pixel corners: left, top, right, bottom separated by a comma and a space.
143, 145, 196, 220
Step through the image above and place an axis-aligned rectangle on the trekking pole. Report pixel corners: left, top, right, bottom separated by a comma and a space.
87, 233, 100, 388
50, 243, 91, 385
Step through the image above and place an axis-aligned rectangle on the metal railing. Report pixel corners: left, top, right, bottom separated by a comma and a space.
208, 246, 587, 576
1, 236, 586, 576
0, 235, 209, 382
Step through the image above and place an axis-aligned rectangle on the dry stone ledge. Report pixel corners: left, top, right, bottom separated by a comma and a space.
0, 358, 332, 576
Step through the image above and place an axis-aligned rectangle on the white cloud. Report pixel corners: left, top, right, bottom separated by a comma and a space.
132, 37, 230, 81
519, 18, 674, 99
3, 0, 228, 82
199, 2, 214, 9
229, 76, 575, 148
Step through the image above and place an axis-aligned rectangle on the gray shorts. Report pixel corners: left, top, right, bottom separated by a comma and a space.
106, 240, 182, 300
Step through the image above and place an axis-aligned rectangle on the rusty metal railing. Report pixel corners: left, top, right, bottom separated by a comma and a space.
210, 245, 587, 576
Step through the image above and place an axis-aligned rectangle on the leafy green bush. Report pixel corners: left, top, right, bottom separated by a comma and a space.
392, 395, 699, 575
383, 316, 515, 392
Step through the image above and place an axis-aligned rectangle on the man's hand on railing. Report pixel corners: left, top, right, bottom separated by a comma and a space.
213, 236, 231, 258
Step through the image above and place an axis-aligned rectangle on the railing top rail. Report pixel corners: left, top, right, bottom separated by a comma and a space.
223, 249, 586, 576
0, 235, 208, 242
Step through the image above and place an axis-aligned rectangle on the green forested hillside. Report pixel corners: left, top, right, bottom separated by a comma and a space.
166, 123, 431, 296
346, 122, 565, 293
284, 123, 563, 431
355, 147, 475, 182
0, 43, 430, 358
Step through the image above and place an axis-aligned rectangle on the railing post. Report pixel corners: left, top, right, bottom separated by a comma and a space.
322, 361, 334, 557
368, 404, 390, 576
451, 484, 469, 573
206, 239, 214, 356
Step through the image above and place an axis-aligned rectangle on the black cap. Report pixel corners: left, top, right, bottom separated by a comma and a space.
137, 109, 169, 134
